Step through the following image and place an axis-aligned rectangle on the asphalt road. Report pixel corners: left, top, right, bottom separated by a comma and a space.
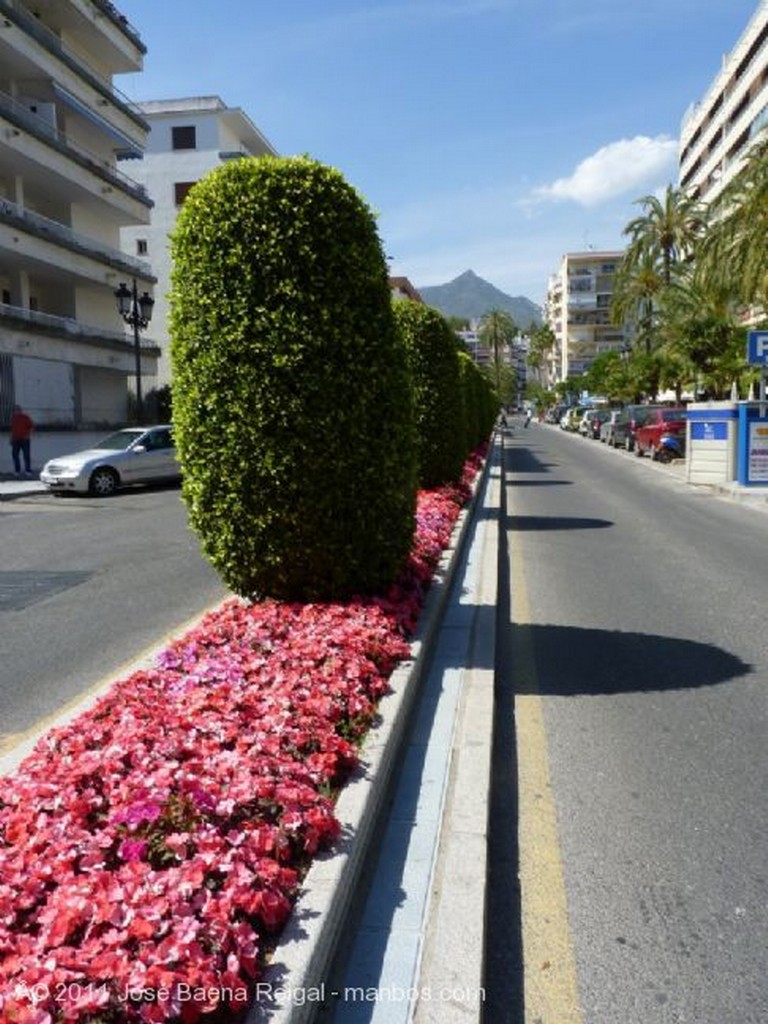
0, 483, 227, 750
489, 423, 768, 1024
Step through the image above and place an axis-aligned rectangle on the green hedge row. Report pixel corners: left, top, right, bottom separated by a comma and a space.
170, 156, 496, 601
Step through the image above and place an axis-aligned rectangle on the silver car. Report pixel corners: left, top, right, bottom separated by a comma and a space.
40, 425, 180, 496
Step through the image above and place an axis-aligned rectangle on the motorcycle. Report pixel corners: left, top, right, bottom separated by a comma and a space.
653, 432, 685, 462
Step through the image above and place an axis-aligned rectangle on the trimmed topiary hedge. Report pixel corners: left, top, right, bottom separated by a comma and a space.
392, 300, 465, 488
458, 350, 495, 452
169, 155, 418, 600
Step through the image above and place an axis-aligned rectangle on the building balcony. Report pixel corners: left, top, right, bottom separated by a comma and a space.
0, 90, 151, 208
0, 301, 160, 377
0, 0, 149, 140
0, 196, 155, 283
89, 0, 146, 54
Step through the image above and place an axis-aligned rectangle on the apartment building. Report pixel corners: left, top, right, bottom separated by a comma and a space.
545, 251, 626, 384
0, 0, 157, 427
679, 1, 768, 203
119, 96, 278, 385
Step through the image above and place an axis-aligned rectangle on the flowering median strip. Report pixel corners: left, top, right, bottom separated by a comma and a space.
0, 451, 484, 1024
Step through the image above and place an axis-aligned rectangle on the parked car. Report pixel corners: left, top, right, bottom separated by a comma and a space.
634, 407, 687, 459
622, 404, 657, 452
545, 404, 567, 425
580, 408, 612, 439
39, 425, 180, 496
561, 406, 588, 432
600, 409, 629, 447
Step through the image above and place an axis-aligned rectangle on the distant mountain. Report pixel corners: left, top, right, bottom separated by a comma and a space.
418, 270, 542, 327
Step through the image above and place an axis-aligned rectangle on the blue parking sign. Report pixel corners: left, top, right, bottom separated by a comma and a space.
747, 331, 768, 364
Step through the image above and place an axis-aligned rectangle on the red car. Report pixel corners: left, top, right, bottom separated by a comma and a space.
634, 407, 687, 459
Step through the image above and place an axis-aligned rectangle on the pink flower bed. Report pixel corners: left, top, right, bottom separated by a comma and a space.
0, 451, 484, 1024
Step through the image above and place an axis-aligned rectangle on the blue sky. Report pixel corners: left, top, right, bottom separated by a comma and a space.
117, 1, 760, 306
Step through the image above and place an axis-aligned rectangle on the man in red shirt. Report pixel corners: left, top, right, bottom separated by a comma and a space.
10, 404, 34, 477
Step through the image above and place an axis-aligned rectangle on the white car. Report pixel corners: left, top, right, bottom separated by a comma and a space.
40, 425, 180, 496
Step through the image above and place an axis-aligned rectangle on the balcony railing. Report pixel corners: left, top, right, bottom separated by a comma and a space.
0, 196, 155, 281
0, 301, 160, 353
0, 0, 149, 132
90, 0, 146, 53
0, 89, 150, 205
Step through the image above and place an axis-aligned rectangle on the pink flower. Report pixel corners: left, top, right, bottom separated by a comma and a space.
118, 838, 149, 862
0, 449, 484, 1022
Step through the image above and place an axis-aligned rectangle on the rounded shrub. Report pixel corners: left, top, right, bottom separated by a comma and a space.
392, 300, 465, 488
170, 155, 417, 600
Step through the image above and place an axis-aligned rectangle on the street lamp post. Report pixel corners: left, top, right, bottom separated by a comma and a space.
115, 279, 154, 424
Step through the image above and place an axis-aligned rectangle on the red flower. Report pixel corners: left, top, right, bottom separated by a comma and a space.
0, 450, 483, 1022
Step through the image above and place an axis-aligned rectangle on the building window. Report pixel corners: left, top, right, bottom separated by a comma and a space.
172, 125, 196, 150
136, 239, 148, 256
174, 181, 196, 206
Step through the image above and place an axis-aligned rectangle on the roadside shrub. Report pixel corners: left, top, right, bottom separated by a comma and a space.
170, 155, 417, 600
458, 351, 494, 452
392, 300, 465, 487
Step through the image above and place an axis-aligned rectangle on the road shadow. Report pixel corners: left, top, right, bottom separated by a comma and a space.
509, 514, 612, 531
510, 479, 574, 487
506, 445, 559, 474
508, 623, 751, 696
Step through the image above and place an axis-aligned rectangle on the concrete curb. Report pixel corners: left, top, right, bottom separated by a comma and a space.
412, 444, 500, 1023
248, 445, 496, 1024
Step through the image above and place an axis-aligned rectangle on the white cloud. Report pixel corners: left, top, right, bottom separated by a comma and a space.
530, 135, 679, 207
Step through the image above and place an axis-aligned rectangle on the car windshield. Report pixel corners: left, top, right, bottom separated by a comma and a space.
93, 430, 145, 451
662, 409, 686, 421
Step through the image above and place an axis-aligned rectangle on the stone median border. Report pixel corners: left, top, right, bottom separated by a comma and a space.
249, 437, 499, 1024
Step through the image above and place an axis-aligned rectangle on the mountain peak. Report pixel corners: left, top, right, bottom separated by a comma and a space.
417, 271, 542, 326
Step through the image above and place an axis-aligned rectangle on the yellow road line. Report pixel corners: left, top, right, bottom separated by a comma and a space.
510, 527, 584, 1024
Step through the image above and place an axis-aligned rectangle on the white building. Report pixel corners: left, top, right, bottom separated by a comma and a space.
0, 0, 156, 427
679, 1, 768, 203
119, 96, 278, 385
545, 251, 626, 384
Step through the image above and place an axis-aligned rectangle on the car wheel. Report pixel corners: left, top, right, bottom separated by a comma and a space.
89, 467, 119, 496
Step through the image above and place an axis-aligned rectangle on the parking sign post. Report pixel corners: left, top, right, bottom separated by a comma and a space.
746, 331, 768, 417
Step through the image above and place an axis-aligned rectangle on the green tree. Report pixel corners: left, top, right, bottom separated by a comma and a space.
658, 268, 748, 398
170, 155, 417, 601
527, 322, 556, 383
583, 350, 637, 404
623, 184, 705, 285
478, 309, 517, 395
696, 136, 768, 308
445, 315, 471, 332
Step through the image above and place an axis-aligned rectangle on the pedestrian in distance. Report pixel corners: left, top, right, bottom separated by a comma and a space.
524, 408, 532, 428
10, 404, 34, 477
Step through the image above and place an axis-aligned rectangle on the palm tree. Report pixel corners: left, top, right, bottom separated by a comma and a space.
611, 250, 663, 357
623, 184, 706, 285
696, 136, 768, 308
478, 309, 517, 396
526, 322, 556, 386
